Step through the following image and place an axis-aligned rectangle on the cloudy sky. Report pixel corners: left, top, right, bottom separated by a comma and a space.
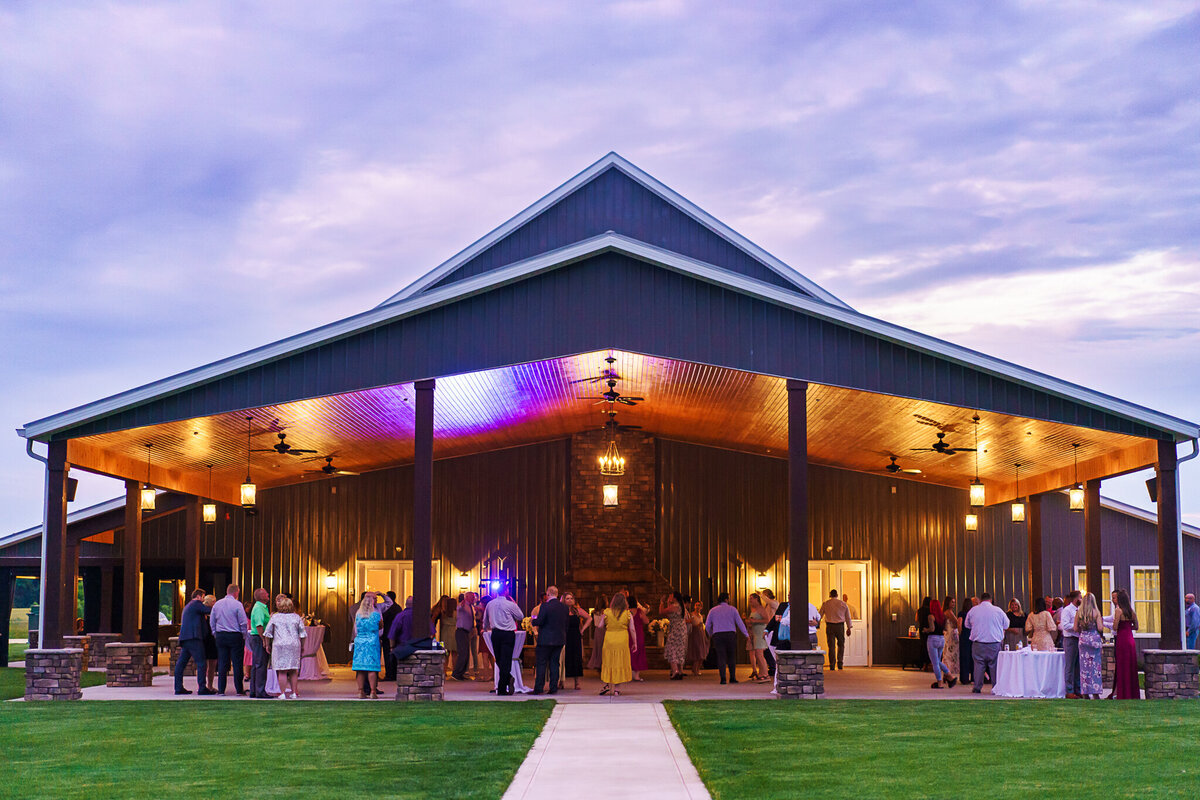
2, 1, 1198, 535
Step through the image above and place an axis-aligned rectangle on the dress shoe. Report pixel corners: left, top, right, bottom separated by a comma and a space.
174, 689, 193, 695
197, 688, 217, 696
720, 679, 727, 685
548, 689, 558, 695
971, 688, 982, 694
531, 690, 544, 695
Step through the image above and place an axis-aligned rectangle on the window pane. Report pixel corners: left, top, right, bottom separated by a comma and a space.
1076, 568, 1114, 617
1132, 569, 1160, 635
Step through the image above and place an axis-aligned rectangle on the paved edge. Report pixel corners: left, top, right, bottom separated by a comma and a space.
654, 702, 712, 800
501, 703, 566, 800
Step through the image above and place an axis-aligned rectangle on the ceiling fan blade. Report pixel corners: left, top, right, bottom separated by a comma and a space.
569, 376, 604, 384
250, 449, 276, 453
902, 468, 923, 474
622, 396, 645, 402
910, 447, 936, 452
575, 396, 605, 400
287, 449, 318, 455
335, 469, 359, 475
952, 447, 977, 452
617, 398, 639, 405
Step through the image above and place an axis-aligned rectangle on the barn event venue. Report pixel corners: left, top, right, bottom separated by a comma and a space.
4, 153, 1198, 686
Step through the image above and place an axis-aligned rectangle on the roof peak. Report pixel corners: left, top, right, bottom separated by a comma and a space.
377, 153, 850, 310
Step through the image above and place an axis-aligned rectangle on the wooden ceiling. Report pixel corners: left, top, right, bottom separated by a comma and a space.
69, 350, 1157, 506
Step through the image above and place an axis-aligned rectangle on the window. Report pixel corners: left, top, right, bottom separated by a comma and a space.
1074, 566, 1114, 617
1130, 567, 1160, 636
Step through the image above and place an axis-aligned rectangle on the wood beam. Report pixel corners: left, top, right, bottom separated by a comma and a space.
1155, 440, 1183, 650
986, 439, 1157, 506
787, 379, 810, 650
122, 479, 143, 641
1027, 494, 1043, 608
411, 379, 434, 628
67, 439, 241, 505
1084, 479, 1102, 603
41, 440, 71, 648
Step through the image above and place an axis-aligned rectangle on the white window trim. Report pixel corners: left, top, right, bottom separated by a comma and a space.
1129, 564, 1162, 639
1073, 564, 1115, 599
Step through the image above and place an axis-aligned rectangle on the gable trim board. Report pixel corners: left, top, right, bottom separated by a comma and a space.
376, 152, 850, 309
18, 232, 1199, 444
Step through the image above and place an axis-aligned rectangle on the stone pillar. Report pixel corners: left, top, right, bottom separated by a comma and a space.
1101, 642, 1114, 690
394, 650, 446, 701
88, 633, 123, 669
167, 637, 197, 676
774, 649, 825, 699
1142, 650, 1199, 699
105, 642, 155, 687
24, 648, 83, 701
61, 635, 90, 671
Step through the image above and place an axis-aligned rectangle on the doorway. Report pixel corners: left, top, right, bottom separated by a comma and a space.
354, 560, 442, 606
808, 560, 871, 666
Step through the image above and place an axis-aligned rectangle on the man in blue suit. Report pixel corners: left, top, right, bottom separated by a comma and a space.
175, 588, 215, 695
532, 585, 569, 695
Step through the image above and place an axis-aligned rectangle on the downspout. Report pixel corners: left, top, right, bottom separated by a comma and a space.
1174, 440, 1197, 646
24, 438, 50, 648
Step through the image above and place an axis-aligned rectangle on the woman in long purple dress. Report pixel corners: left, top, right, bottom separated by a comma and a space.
628, 594, 649, 680
586, 596, 607, 671
1111, 588, 1140, 699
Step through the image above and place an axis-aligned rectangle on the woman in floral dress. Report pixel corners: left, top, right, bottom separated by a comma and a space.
687, 601, 709, 676
1074, 592, 1105, 699
942, 595, 960, 679
263, 595, 306, 699
660, 593, 688, 680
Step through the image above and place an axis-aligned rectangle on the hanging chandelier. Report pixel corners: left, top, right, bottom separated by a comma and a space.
1068, 443, 1084, 512
241, 416, 257, 508
202, 464, 217, 523
1011, 463, 1025, 523
599, 438, 625, 476
140, 443, 156, 511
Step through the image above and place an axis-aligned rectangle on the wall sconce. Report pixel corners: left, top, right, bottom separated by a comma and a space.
965, 513, 978, 532
457, 572, 470, 592
325, 572, 337, 591
755, 572, 768, 592
890, 573, 902, 593
202, 502, 217, 524
602, 484, 618, 506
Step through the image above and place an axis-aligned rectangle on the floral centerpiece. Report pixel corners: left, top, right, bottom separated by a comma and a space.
520, 616, 536, 638
648, 617, 668, 646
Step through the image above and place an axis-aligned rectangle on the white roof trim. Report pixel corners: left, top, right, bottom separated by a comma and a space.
1099, 495, 1200, 539
0, 495, 126, 551
376, 152, 851, 310
18, 232, 1200, 441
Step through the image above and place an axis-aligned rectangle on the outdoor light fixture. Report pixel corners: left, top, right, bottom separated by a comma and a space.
598, 439, 625, 476
458, 572, 470, 592
1069, 443, 1084, 512
140, 443, 156, 511
965, 513, 978, 532
202, 464, 217, 523
968, 415, 984, 507
602, 484, 619, 506
325, 572, 336, 591
490, 579, 503, 593
755, 572, 768, 592
890, 573, 902, 592
241, 416, 257, 509
1011, 463, 1025, 523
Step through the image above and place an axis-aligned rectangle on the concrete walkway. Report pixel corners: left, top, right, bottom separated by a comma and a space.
502, 703, 710, 800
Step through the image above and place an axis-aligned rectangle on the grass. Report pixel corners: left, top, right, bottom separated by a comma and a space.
0, 668, 107, 701
666, 699, 1200, 799
0, 700, 551, 799
9, 641, 28, 662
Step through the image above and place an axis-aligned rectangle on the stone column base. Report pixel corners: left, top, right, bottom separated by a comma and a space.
774, 650, 825, 699
395, 650, 446, 701
87, 633, 123, 670
62, 636, 90, 671
167, 637, 197, 676
25, 649, 84, 701
1101, 642, 1114, 690
1143, 649, 1199, 699
105, 642, 156, 687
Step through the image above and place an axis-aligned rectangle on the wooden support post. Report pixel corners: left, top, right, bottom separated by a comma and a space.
122, 479, 143, 641
0, 568, 14, 667
64, 538, 80, 636
1155, 440, 1183, 650
412, 378, 435, 628
1084, 479, 1102, 601
1027, 494, 1043, 607
184, 496, 201, 597
41, 440, 70, 648
99, 566, 114, 633
787, 379, 810, 649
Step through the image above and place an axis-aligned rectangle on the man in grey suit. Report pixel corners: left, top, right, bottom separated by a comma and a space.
532, 585, 569, 695
174, 589, 215, 696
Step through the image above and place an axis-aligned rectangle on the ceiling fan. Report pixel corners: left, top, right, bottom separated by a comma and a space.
601, 408, 642, 434
911, 431, 976, 456
252, 432, 318, 456
571, 356, 625, 384
878, 455, 922, 474
577, 378, 644, 406
303, 456, 359, 477
912, 414, 961, 434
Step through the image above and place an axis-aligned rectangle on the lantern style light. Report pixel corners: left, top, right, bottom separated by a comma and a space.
965, 513, 979, 532
202, 464, 217, 523
140, 443, 156, 511
1069, 443, 1084, 512
325, 572, 337, 591
968, 415, 984, 506
458, 572, 470, 592
1011, 464, 1025, 523
602, 484, 619, 506
241, 416, 257, 509
598, 439, 626, 476
890, 573, 903, 593
755, 572, 769, 592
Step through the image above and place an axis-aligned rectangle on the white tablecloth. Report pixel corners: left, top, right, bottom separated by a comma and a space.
993, 648, 1066, 698
298, 626, 330, 680
483, 630, 530, 694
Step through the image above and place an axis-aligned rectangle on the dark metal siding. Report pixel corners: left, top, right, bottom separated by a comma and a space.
428, 166, 800, 293
56, 254, 1173, 441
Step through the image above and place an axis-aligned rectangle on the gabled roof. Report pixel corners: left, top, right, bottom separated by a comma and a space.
18, 232, 1200, 442
377, 152, 851, 309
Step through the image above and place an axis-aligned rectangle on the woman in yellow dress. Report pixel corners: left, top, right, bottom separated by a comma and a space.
599, 592, 637, 696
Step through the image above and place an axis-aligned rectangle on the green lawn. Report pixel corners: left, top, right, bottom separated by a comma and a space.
8, 641, 28, 662
666, 700, 1200, 799
0, 668, 107, 701
0, 700, 551, 799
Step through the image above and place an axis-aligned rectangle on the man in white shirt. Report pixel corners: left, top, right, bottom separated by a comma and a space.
818, 590, 853, 669
1059, 591, 1083, 699
482, 592, 524, 696
964, 592, 1009, 693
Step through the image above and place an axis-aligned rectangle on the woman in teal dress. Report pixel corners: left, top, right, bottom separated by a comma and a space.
352, 593, 384, 699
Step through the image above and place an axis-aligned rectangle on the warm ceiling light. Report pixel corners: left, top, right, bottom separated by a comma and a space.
241, 416, 257, 509
457, 572, 470, 592
202, 464, 217, 523
1069, 443, 1084, 512
598, 439, 625, 476
140, 443, 156, 511
965, 513, 978, 532
1011, 463, 1025, 523
602, 484, 619, 506
890, 573, 903, 593
968, 415, 984, 506
325, 572, 337, 591
755, 572, 769, 592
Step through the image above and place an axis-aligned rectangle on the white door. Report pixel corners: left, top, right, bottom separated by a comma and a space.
355, 560, 441, 606
813, 561, 871, 667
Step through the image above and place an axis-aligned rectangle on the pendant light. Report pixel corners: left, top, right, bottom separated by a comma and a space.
1068, 443, 1084, 512
968, 414, 984, 506
202, 464, 217, 523
1011, 463, 1025, 523
241, 416, 257, 508
140, 443, 156, 511
598, 409, 626, 476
